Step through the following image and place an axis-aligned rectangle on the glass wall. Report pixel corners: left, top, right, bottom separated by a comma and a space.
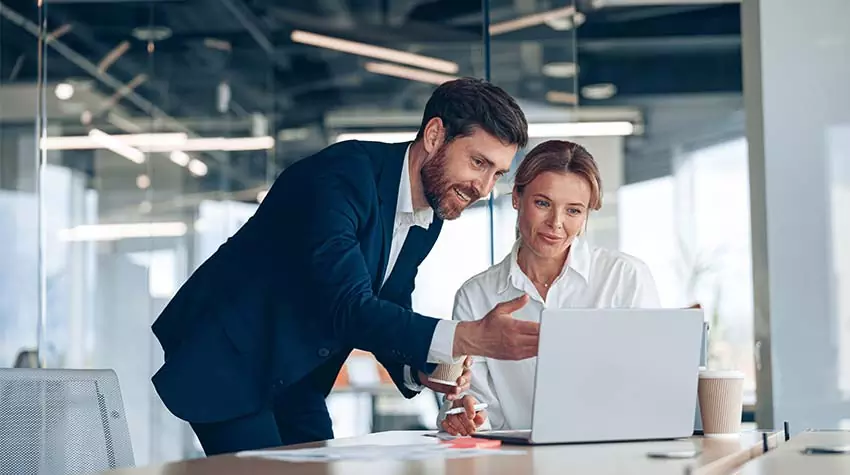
1, 0, 756, 465
620, 137, 755, 404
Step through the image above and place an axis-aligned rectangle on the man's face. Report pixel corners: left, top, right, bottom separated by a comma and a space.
421, 128, 518, 220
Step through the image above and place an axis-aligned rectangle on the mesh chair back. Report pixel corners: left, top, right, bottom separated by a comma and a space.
0, 369, 135, 474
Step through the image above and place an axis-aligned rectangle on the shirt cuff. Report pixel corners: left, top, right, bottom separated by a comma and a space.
426, 319, 464, 365
403, 365, 426, 392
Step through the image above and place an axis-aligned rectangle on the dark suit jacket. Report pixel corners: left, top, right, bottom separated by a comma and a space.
151, 140, 444, 424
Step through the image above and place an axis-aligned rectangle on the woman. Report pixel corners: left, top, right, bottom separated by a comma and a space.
438, 140, 661, 436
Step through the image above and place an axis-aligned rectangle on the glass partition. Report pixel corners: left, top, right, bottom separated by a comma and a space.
0, 0, 41, 371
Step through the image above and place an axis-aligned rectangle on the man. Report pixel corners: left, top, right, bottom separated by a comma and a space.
151, 78, 539, 456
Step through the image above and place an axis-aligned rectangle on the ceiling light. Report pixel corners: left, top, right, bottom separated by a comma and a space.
582, 83, 618, 100
58, 222, 188, 242
291, 30, 458, 74
188, 159, 208, 177
592, 0, 739, 7
364, 62, 458, 86
136, 174, 151, 190
542, 62, 578, 78
528, 121, 634, 137
490, 6, 576, 36
278, 128, 310, 142
204, 38, 232, 52
335, 131, 418, 143
88, 129, 146, 164
334, 122, 635, 143
157, 136, 274, 152
544, 11, 586, 31
217, 81, 231, 114
132, 26, 173, 42
54, 82, 74, 100
169, 150, 190, 167
40, 133, 274, 152
546, 90, 579, 105
42, 133, 188, 151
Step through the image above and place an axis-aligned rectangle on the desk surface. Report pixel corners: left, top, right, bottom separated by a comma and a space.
101, 430, 780, 475
736, 430, 850, 474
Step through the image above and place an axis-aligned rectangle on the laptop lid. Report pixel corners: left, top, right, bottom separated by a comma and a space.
528, 309, 704, 445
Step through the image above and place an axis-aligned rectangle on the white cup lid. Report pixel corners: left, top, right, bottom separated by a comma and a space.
699, 369, 745, 379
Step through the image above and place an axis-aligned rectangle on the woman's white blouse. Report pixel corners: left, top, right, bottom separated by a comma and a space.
438, 237, 661, 431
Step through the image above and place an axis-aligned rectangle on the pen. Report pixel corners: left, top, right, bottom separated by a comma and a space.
446, 403, 488, 415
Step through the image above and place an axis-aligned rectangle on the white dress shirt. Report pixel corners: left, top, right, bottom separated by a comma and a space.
437, 237, 661, 430
383, 146, 460, 391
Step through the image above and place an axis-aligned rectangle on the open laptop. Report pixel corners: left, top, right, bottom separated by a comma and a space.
476, 308, 704, 445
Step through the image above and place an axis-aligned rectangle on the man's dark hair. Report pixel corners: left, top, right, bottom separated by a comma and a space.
415, 77, 528, 148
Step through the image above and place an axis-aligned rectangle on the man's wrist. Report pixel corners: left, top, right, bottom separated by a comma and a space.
453, 321, 477, 357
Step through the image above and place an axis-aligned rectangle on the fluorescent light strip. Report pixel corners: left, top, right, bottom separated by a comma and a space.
42, 133, 188, 150
145, 136, 274, 152
336, 131, 418, 143
169, 150, 190, 167
592, 0, 739, 6
545, 90, 579, 105
58, 222, 188, 242
188, 159, 208, 177
88, 129, 146, 164
41, 134, 274, 152
490, 6, 577, 36
364, 62, 458, 85
291, 30, 459, 74
335, 122, 635, 143
528, 121, 634, 137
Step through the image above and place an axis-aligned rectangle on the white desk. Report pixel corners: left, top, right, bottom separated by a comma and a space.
98, 430, 781, 475
736, 430, 850, 474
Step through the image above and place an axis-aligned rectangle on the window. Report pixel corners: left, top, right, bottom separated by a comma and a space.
620, 137, 755, 403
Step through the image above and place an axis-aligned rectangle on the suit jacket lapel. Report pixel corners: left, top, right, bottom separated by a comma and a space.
375, 141, 411, 291
396, 218, 443, 269
380, 217, 444, 295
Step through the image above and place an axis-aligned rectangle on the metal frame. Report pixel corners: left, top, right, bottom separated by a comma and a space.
741, 0, 775, 430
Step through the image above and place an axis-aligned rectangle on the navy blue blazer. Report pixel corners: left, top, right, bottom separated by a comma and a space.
151, 140, 444, 424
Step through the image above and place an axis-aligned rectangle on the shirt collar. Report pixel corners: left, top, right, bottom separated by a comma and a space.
497, 236, 592, 294
397, 144, 434, 228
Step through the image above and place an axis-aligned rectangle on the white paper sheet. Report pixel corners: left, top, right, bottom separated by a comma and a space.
236, 443, 525, 463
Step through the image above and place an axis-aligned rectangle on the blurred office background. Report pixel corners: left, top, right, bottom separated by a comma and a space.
1, 0, 846, 465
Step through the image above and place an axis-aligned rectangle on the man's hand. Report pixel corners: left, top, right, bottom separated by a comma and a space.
441, 395, 487, 436
453, 294, 538, 360
418, 356, 472, 401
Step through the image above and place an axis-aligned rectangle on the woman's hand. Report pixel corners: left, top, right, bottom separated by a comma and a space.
440, 395, 488, 436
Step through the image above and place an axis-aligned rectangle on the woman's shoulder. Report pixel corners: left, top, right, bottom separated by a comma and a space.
457, 260, 506, 297
453, 254, 512, 317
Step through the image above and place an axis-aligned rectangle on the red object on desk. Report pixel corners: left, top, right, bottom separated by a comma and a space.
442, 437, 502, 449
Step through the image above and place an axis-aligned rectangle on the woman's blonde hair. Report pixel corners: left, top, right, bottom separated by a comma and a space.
513, 140, 603, 211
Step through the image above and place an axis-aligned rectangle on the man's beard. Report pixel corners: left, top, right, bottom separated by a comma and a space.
420, 144, 480, 220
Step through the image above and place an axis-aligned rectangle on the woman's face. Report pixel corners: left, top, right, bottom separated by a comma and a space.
513, 171, 591, 260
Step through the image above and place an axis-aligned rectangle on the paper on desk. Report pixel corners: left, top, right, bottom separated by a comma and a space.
236, 443, 525, 463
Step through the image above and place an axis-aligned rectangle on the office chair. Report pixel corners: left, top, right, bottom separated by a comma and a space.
0, 369, 135, 474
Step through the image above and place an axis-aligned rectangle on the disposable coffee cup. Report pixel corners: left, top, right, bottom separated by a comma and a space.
428, 358, 466, 386
698, 370, 744, 437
